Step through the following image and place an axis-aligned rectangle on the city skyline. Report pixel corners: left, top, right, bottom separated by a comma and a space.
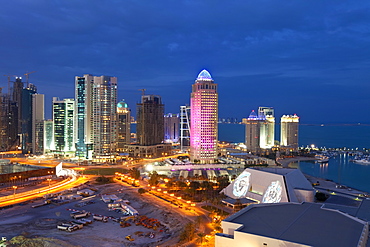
2, 1, 370, 123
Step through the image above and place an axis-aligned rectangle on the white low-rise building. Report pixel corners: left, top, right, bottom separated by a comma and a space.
221, 167, 315, 207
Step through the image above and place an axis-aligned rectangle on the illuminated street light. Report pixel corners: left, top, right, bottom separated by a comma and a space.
12, 186, 17, 201
47, 178, 51, 193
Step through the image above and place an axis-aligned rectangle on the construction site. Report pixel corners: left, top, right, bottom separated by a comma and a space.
0, 181, 191, 247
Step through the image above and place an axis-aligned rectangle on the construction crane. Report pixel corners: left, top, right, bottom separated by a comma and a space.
3, 74, 17, 94
139, 89, 146, 96
24, 71, 36, 87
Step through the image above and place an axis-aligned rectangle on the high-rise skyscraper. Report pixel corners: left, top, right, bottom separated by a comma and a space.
1, 77, 24, 151
164, 113, 179, 143
32, 94, 44, 155
179, 105, 191, 152
245, 110, 268, 153
190, 69, 218, 164
75, 74, 94, 159
52, 97, 76, 155
0, 88, 9, 151
21, 84, 37, 153
136, 95, 164, 146
43, 119, 53, 154
280, 114, 299, 150
92, 76, 117, 160
117, 99, 131, 151
258, 106, 275, 148
75, 74, 117, 160
12, 77, 24, 135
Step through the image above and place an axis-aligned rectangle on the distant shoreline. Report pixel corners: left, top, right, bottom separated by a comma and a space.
217, 122, 370, 126
277, 157, 317, 168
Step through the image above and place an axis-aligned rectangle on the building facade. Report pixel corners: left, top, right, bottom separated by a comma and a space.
136, 95, 164, 146
179, 105, 190, 152
190, 69, 218, 163
92, 76, 117, 161
43, 119, 53, 154
123, 143, 171, 158
32, 94, 44, 155
0, 88, 14, 151
280, 114, 299, 151
75, 74, 94, 159
117, 99, 131, 152
52, 97, 76, 156
12, 77, 24, 135
164, 113, 179, 143
258, 106, 275, 148
245, 110, 268, 153
21, 84, 37, 153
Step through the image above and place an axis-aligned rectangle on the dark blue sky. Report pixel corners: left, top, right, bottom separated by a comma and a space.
1, 1, 370, 123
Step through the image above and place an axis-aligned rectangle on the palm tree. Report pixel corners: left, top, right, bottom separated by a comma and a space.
196, 232, 207, 245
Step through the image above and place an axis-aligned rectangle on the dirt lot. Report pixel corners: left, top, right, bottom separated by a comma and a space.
0, 182, 191, 247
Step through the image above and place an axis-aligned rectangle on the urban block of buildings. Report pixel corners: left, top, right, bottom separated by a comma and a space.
244, 107, 299, 154
1, 69, 302, 163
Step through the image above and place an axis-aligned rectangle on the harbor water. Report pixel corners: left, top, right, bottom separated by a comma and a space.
218, 123, 370, 193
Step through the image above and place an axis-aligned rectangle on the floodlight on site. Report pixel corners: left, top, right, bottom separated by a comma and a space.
146, 164, 154, 172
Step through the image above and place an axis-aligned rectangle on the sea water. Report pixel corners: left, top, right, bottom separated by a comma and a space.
219, 123, 370, 193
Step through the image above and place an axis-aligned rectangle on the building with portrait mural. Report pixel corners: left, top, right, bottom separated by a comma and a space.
221, 167, 314, 208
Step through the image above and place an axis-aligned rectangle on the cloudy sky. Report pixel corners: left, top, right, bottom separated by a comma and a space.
1, 1, 370, 123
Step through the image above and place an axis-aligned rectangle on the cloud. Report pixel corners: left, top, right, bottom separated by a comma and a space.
168, 43, 179, 52
1, 0, 370, 122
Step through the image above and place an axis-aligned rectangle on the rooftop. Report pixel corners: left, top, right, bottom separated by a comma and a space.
196, 69, 213, 82
224, 202, 366, 247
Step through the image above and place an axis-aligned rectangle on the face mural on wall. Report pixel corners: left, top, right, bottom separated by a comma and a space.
262, 180, 282, 203
233, 171, 251, 198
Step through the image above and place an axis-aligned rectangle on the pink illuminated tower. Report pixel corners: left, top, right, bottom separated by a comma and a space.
190, 69, 218, 163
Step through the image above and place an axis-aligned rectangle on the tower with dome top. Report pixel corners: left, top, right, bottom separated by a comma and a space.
190, 69, 218, 164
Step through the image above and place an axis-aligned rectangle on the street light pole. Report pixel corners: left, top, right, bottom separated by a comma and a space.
47, 178, 51, 194
12, 186, 17, 201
